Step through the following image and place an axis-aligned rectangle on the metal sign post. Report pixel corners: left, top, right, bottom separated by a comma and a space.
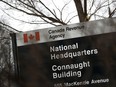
12, 18, 116, 87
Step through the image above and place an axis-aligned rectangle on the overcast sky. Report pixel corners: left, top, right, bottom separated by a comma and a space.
0, 0, 77, 31
0, 0, 115, 31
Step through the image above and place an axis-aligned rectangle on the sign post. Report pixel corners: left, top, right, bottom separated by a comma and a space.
12, 18, 116, 87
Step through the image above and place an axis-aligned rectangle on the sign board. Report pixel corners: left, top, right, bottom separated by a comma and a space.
13, 18, 116, 87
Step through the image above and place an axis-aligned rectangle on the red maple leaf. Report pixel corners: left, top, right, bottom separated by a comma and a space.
29, 34, 34, 40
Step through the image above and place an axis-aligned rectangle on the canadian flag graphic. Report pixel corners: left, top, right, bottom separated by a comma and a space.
23, 32, 40, 43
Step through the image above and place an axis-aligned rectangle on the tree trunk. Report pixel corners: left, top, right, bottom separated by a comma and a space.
74, 0, 88, 22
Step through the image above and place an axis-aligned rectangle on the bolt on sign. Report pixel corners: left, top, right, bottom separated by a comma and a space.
11, 18, 116, 87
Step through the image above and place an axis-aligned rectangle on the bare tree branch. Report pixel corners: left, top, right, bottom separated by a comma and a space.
109, 8, 116, 18
94, 14, 107, 18
39, 0, 59, 21
84, 0, 87, 16
88, 1, 116, 20
40, 17, 57, 26
1, 9, 47, 24
66, 15, 78, 24
1, 0, 67, 26
89, 0, 95, 12
60, 0, 72, 21
64, 11, 77, 22
74, 0, 87, 22
1, 0, 41, 16
52, 0, 60, 13
0, 21, 21, 32
0, 0, 116, 29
